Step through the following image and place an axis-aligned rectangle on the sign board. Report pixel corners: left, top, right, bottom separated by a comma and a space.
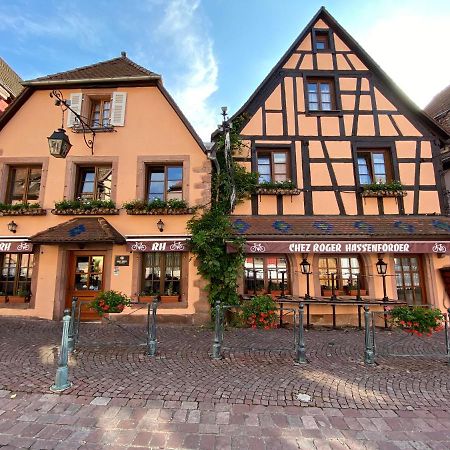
227, 241, 450, 254
114, 255, 129, 266
127, 240, 189, 252
0, 241, 33, 253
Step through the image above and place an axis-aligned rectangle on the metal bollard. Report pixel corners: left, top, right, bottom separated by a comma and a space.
212, 300, 222, 359
50, 310, 72, 392
364, 305, 375, 365
147, 297, 158, 357
445, 309, 450, 365
68, 297, 77, 353
295, 303, 307, 364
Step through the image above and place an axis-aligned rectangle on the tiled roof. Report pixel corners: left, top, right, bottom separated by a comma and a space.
0, 57, 23, 98
231, 216, 450, 240
26, 53, 159, 83
424, 85, 450, 134
30, 218, 125, 244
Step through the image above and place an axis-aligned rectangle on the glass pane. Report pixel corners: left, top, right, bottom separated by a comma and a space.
273, 174, 287, 181
167, 180, 182, 193
76, 256, 89, 273
316, 41, 325, 50
273, 153, 286, 163
149, 182, 164, 194
274, 163, 286, 174
372, 153, 385, 163
91, 256, 103, 274
322, 102, 331, 111
167, 167, 183, 181
309, 102, 318, 111
257, 165, 270, 175
308, 93, 318, 102
150, 169, 165, 181
410, 258, 418, 271
27, 168, 41, 200
257, 155, 270, 165
307, 83, 317, 93
11, 168, 27, 200
75, 274, 88, 290
320, 83, 330, 93
89, 273, 102, 291
321, 93, 331, 102
258, 174, 271, 183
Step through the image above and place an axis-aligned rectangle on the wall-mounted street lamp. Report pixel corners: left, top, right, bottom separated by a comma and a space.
376, 256, 389, 302
157, 219, 165, 233
47, 90, 96, 158
7, 220, 17, 233
300, 255, 312, 299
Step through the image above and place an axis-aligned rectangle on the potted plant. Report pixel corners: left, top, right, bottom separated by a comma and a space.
138, 290, 159, 303
321, 285, 333, 297
90, 290, 131, 315
0, 291, 6, 304
389, 306, 445, 336
160, 282, 180, 303
8, 288, 30, 304
344, 283, 367, 296
241, 295, 278, 329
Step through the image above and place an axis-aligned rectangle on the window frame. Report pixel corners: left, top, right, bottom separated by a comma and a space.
256, 150, 291, 184
75, 165, 113, 201
303, 75, 341, 114
312, 29, 334, 53
6, 165, 42, 204
0, 252, 34, 297
318, 255, 364, 292
244, 255, 290, 295
394, 255, 427, 305
356, 149, 393, 185
145, 164, 184, 202
89, 97, 112, 129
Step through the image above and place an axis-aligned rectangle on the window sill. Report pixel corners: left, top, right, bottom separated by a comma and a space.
361, 191, 407, 198
256, 187, 302, 196
51, 208, 120, 215
0, 302, 31, 309
72, 125, 116, 133
126, 208, 194, 215
305, 110, 342, 117
0, 208, 46, 216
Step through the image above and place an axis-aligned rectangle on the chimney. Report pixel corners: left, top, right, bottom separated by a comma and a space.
121, 51, 127, 57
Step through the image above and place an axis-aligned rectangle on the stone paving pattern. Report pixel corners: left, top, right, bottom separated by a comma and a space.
0, 318, 449, 448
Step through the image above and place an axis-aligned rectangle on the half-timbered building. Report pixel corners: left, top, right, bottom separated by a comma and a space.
228, 8, 450, 310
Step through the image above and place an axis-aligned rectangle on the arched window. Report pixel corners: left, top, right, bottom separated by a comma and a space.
244, 256, 289, 296
318, 256, 362, 295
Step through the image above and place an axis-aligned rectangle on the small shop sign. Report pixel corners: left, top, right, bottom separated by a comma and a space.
0, 241, 33, 253
114, 255, 130, 266
127, 240, 189, 252
227, 241, 450, 254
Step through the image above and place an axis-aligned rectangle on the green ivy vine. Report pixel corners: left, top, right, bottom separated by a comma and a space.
187, 116, 258, 312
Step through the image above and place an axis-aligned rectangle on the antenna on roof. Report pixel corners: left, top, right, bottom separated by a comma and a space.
121, 51, 127, 57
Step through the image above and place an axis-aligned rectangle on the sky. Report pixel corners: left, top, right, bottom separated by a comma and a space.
0, 0, 449, 140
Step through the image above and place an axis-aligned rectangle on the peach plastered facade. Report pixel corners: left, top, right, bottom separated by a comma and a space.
228, 8, 450, 314
0, 56, 211, 322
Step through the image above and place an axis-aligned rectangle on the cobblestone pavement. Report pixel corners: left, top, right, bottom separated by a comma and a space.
0, 317, 449, 448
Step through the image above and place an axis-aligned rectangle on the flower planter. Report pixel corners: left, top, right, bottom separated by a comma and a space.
0, 296, 6, 304
8, 296, 27, 304
0, 208, 46, 216
52, 208, 119, 215
256, 188, 302, 195
361, 190, 407, 198
126, 208, 193, 215
344, 289, 367, 296
138, 296, 157, 303
160, 295, 180, 303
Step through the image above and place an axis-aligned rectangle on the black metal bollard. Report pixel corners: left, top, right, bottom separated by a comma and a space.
147, 297, 158, 357
212, 300, 222, 359
364, 305, 375, 365
68, 297, 77, 353
50, 309, 72, 392
295, 303, 307, 364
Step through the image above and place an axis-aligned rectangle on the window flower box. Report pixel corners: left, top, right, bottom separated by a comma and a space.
138, 292, 159, 304
0, 202, 46, 216
361, 180, 406, 198
124, 199, 194, 215
52, 200, 119, 215
256, 181, 302, 196
160, 295, 180, 303
0, 294, 6, 304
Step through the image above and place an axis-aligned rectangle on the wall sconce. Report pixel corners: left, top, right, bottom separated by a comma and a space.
157, 219, 164, 233
7, 220, 17, 233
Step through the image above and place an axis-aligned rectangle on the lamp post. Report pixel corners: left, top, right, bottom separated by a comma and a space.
300, 257, 311, 299
376, 257, 389, 302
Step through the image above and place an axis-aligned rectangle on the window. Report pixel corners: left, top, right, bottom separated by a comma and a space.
6, 166, 41, 204
76, 166, 112, 201
357, 150, 391, 185
142, 252, 181, 297
0, 253, 34, 296
74, 256, 103, 291
394, 256, 426, 305
314, 30, 331, 51
244, 256, 289, 295
257, 151, 289, 183
318, 256, 361, 291
306, 79, 335, 111
89, 98, 111, 128
147, 166, 183, 201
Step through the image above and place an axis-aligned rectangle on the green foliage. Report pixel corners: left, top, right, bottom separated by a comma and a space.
390, 306, 444, 336
0, 202, 41, 211
55, 199, 116, 210
241, 295, 278, 329
363, 180, 403, 192
258, 180, 296, 190
90, 290, 131, 315
123, 198, 188, 211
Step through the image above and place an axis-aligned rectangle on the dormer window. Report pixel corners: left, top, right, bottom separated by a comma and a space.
313, 29, 331, 52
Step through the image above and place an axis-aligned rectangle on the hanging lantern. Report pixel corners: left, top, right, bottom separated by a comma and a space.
47, 128, 72, 158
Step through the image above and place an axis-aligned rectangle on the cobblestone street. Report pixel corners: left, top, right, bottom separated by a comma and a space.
0, 317, 449, 449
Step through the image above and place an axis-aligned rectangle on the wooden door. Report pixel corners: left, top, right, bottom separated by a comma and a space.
66, 253, 105, 321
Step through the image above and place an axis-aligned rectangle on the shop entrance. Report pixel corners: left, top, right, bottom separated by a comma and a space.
66, 253, 105, 320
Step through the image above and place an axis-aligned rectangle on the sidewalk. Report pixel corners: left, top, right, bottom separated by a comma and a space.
0, 318, 449, 449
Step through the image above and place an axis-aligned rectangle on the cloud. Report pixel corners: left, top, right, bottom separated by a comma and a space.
153, 0, 218, 140
357, 9, 450, 108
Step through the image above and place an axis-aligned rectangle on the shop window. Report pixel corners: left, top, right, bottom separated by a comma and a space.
6, 166, 42, 204
306, 78, 336, 111
318, 256, 361, 294
394, 256, 426, 305
357, 150, 391, 185
76, 166, 112, 201
142, 252, 182, 298
256, 151, 290, 183
313, 29, 331, 51
244, 256, 289, 295
146, 166, 183, 201
89, 98, 111, 128
0, 253, 34, 296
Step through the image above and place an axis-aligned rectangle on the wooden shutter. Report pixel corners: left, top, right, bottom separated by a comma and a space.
66, 93, 82, 128
110, 92, 127, 126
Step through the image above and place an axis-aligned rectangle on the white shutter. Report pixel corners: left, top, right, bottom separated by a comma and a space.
110, 92, 127, 126
66, 93, 82, 128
